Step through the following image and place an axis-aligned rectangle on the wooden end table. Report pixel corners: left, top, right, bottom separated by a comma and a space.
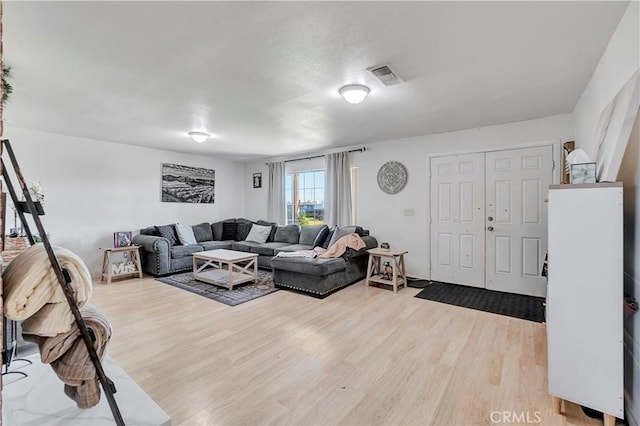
365, 247, 408, 293
193, 249, 258, 290
101, 246, 143, 284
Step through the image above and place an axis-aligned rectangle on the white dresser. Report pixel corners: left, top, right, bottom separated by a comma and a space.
547, 182, 624, 425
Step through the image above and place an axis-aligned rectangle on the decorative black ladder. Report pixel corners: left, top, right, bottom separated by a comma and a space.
0, 139, 125, 425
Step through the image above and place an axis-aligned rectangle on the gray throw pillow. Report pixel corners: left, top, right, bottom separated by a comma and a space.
236, 222, 254, 241
192, 222, 212, 242
274, 224, 300, 244
321, 226, 338, 249
256, 220, 278, 242
312, 225, 330, 248
222, 222, 237, 240
211, 221, 225, 241
328, 226, 357, 248
155, 224, 178, 246
299, 224, 327, 246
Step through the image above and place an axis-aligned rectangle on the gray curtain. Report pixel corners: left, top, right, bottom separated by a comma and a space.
267, 161, 285, 224
324, 151, 352, 227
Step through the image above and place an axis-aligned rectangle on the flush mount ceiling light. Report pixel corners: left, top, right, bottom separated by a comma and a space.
338, 84, 370, 105
188, 131, 210, 143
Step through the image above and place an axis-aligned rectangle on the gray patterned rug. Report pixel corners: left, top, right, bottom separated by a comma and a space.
156, 270, 278, 306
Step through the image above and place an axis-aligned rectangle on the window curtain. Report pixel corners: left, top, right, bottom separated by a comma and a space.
324, 151, 352, 227
267, 161, 285, 224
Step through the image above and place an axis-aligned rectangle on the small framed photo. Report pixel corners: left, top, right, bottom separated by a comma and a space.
114, 231, 133, 248
253, 172, 262, 189
570, 162, 597, 184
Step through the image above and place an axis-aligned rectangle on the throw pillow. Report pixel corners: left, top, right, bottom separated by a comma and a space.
245, 224, 272, 244
321, 226, 338, 249
235, 222, 254, 241
299, 224, 327, 246
312, 225, 330, 248
175, 223, 197, 245
155, 224, 178, 246
274, 224, 300, 244
328, 226, 357, 248
221, 222, 238, 241
211, 220, 226, 241
192, 222, 212, 242
256, 220, 278, 242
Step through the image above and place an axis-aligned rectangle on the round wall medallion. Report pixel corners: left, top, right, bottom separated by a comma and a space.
377, 161, 408, 194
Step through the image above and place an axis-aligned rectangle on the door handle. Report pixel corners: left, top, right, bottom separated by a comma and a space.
487, 216, 494, 221
487, 226, 494, 231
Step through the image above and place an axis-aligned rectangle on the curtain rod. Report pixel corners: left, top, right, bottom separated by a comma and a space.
276, 147, 366, 164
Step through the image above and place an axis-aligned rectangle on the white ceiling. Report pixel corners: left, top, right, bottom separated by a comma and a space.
3, 1, 629, 162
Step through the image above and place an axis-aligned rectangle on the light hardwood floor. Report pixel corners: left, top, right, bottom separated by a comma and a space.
91, 276, 600, 426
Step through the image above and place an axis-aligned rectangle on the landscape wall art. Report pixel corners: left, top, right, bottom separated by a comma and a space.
161, 163, 215, 203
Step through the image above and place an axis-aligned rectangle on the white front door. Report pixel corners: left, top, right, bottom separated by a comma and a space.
430, 145, 553, 296
485, 146, 553, 297
430, 153, 485, 287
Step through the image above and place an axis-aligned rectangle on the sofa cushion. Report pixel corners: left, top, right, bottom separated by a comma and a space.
192, 222, 213, 242
236, 221, 254, 241
155, 224, 179, 246
312, 225, 330, 248
211, 221, 225, 241
170, 244, 203, 259
273, 244, 314, 254
299, 225, 327, 246
249, 242, 291, 256
175, 223, 197, 245
321, 226, 338, 249
274, 224, 300, 244
200, 241, 233, 251
256, 220, 278, 242
245, 224, 272, 244
328, 226, 358, 248
222, 222, 238, 240
231, 241, 262, 252
270, 256, 346, 276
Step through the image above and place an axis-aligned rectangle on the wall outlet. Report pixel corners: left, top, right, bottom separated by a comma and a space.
404, 208, 415, 216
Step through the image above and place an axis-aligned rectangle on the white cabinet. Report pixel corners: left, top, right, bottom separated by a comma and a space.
547, 183, 623, 424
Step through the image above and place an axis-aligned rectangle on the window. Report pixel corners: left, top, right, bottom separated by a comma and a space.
285, 170, 325, 225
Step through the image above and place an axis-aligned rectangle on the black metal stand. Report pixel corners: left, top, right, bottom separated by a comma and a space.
0, 139, 125, 425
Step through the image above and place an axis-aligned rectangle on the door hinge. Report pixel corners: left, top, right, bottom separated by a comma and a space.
552, 160, 556, 170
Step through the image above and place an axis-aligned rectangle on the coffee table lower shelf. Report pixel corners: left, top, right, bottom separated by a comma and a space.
193, 268, 256, 290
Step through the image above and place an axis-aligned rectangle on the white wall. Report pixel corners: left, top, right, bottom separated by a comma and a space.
244, 113, 572, 278
3, 126, 246, 277
572, 1, 640, 158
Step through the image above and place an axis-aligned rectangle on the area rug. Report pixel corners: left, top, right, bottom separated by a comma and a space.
415, 282, 545, 322
156, 270, 278, 306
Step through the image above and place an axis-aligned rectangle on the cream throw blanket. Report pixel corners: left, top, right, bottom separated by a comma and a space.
315, 233, 366, 258
3, 243, 92, 336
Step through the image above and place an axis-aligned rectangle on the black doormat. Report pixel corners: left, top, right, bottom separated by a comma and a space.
414, 282, 545, 323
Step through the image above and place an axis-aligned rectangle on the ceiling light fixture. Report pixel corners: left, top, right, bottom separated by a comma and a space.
188, 131, 210, 143
338, 84, 370, 105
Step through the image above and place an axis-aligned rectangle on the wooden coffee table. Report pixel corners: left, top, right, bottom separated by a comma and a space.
192, 249, 258, 290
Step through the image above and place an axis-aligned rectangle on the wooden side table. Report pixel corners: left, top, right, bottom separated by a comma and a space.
365, 247, 408, 293
101, 246, 143, 284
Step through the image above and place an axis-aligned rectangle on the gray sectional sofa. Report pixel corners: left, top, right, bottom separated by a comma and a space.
132, 218, 377, 297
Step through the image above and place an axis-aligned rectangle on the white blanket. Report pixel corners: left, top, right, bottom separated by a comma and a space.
3, 243, 92, 335
275, 249, 318, 258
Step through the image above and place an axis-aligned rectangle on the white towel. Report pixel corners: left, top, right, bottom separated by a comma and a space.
3, 244, 92, 334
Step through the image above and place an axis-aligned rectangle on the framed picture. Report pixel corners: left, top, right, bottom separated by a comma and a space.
161, 163, 215, 203
114, 231, 133, 248
253, 172, 262, 189
570, 162, 597, 184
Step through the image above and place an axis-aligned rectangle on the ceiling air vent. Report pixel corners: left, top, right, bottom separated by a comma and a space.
367, 65, 403, 86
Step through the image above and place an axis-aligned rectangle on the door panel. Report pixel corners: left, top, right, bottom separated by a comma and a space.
485, 146, 552, 297
430, 153, 485, 287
